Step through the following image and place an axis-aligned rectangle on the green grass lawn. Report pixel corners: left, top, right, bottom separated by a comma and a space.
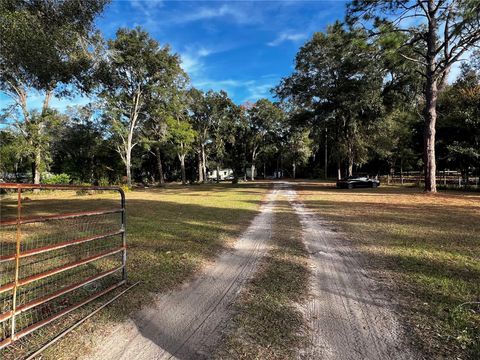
298, 182, 480, 359
2, 181, 479, 359
0, 183, 269, 359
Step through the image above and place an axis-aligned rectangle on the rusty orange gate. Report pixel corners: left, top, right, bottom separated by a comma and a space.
0, 184, 127, 351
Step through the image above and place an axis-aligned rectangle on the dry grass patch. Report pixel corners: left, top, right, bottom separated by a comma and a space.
0, 182, 269, 359
298, 182, 480, 359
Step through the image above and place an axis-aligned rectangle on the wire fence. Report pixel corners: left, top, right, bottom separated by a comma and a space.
0, 184, 127, 357
382, 171, 480, 189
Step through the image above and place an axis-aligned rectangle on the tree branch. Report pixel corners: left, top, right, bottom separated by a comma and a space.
399, 52, 428, 66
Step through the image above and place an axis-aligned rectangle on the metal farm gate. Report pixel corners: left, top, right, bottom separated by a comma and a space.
0, 184, 127, 353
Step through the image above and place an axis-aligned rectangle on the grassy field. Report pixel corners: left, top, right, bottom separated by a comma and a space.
298, 182, 480, 359
216, 193, 310, 360
2, 180, 479, 359
0, 183, 269, 359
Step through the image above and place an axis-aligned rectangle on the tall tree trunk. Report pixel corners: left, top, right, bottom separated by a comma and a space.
125, 89, 141, 188
347, 142, 354, 177
292, 162, 296, 179
324, 127, 328, 179
424, 74, 438, 193
400, 158, 404, 185
280, 155, 283, 178
251, 148, 257, 181
423, 1, 438, 193
33, 148, 41, 184
32, 90, 53, 187
337, 161, 341, 180
14, 162, 19, 182
179, 154, 187, 185
216, 164, 220, 183
389, 163, 395, 185
125, 133, 134, 187
263, 163, 266, 179
126, 149, 132, 187
201, 143, 207, 183
155, 147, 164, 185
197, 152, 203, 182
90, 156, 95, 183
348, 157, 353, 177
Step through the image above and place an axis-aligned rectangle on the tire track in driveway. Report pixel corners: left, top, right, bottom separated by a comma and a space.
85, 186, 280, 360
284, 185, 418, 360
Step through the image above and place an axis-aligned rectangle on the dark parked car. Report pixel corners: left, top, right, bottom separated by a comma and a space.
336, 176, 380, 189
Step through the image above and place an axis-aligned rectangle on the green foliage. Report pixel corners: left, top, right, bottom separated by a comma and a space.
437, 63, 480, 177
50, 105, 121, 183
119, 184, 132, 193
286, 129, 312, 166
98, 177, 110, 187
165, 115, 197, 155
187, 89, 239, 177
0, 0, 107, 183
276, 22, 384, 175
0, 0, 108, 93
98, 27, 187, 186
0, 0, 477, 188
41, 173, 71, 185
374, 109, 420, 172
223, 105, 250, 181
0, 130, 30, 180
247, 99, 285, 164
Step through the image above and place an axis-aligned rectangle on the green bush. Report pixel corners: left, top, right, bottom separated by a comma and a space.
41, 173, 71, 185
98, 177, 110, 186
119, 184, 131, 193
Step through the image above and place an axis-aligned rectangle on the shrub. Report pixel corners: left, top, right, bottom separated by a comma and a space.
98, 177, 110, 187
119, 184, 131, 193
41, 173, 71, 185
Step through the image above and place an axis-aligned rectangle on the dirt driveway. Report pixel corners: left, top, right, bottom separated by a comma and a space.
85, 183, 415, 360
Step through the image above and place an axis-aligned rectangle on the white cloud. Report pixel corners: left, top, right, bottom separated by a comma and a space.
174, 4, 260, 25
181, 53, 203, 76
197, 47, 213, 57
49, 95, 91, 112
267, 31, 307, 46
195, 79, 248, 89
129, 0, 164, 12
244, 82, 275, 102
179, 45, 216, 77
190, 77, 276, 104
127, 0, 164, 30
179, 44, 230, 78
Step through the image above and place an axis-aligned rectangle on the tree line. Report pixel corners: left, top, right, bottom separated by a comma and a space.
1, 0, 479, 192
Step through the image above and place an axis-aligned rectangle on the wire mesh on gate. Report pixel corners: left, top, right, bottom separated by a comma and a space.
0, 184, 127, 353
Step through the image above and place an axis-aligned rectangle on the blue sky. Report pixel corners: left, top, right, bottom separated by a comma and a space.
100, 0, 348, 103
0, 0, 348, 112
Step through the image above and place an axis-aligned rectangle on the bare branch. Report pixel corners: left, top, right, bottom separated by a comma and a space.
399, 51, 428, 66
417, 0, 431, 20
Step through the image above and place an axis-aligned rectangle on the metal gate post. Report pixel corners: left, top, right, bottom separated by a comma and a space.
120, 188, 127, 282
11, 187, 22, 341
